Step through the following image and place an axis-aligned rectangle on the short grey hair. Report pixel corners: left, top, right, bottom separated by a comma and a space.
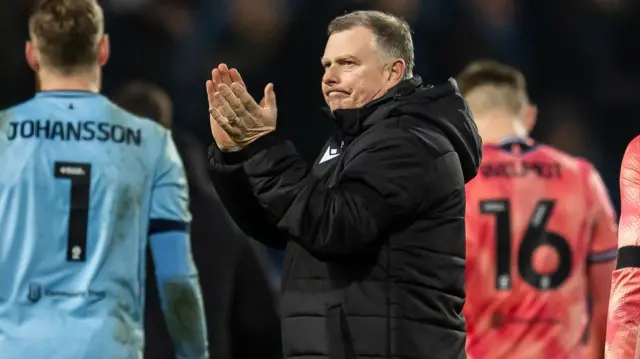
328, 10, 415, 79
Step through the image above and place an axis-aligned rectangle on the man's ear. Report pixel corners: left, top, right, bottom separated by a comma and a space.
387, 58, 406, 86
98, 35, 110, 67
522, 104, 538, 133
25, 41, 40, 72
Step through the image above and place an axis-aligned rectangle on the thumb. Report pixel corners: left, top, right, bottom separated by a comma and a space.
263, 83, 276, 110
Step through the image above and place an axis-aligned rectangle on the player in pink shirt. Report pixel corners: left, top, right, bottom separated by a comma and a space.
459, 60, 618, 359
606, 135, 640, 359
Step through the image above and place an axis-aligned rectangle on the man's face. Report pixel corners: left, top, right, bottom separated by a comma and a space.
321, 26, 396, 111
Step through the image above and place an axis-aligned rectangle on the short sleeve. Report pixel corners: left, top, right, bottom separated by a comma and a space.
149, 131, 191, 233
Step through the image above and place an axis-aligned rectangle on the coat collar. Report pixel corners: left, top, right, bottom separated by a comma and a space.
329, 76, 424, 136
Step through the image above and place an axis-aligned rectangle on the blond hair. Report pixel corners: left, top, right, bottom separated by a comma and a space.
457, 60, 529, 115
29, 0, 104, 73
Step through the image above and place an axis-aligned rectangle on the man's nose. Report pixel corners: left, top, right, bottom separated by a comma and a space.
323, 66, 339, 86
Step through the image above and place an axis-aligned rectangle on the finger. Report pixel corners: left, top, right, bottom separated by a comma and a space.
206, 80, 216, 106
218, 84, 248, 116
211, 69, 222, 88
210, 107, 240, 137
208, 103, 230, 135
230, 68, 246, 88
218, 63, 233, 86
230, 82, 260, 114
209, 103, 224, 123
208, 81, 229, 116
263, 83, 277, 110
207, 89, 225, 124
214, 91, 240, 122
209, 100, 240, 137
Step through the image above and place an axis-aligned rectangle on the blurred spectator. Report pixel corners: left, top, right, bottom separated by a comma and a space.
0, 1, 33, 108
102, 0, 191, 96
112, 81, 282, 359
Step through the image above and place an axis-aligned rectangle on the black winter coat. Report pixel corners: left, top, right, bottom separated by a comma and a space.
209, 77, 482, 359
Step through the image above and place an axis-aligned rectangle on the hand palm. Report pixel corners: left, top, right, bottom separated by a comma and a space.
207, 65, 248, 151
207, 64, 277, 150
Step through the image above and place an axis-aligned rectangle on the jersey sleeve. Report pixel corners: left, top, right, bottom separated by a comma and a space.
584, 162, 618, 264
605, 136, 640, 359
149, 131, 209, 359
149, 131, 191, 233
462, 179, 485, 322
464, 181, 483, 267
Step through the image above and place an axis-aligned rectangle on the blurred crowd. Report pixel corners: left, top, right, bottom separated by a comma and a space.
1, 0, 638, 357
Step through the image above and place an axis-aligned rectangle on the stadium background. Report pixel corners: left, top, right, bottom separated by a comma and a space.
0, 0, 638, 357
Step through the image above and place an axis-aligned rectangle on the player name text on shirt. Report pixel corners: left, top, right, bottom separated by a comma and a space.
480, 160, 562, 179
7, 119, 141, 146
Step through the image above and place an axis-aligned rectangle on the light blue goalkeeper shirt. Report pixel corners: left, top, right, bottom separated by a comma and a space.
0, 91, 208, 359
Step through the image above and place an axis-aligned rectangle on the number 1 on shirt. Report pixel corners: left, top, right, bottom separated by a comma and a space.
54, 161, 92, 262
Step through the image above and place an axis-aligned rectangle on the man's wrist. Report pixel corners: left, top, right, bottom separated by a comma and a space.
238, 130, 275, 148
212, 131, 283, 165
219, 130, 275, 152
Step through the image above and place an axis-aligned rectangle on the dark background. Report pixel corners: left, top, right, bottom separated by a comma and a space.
1, 0, 638, 356
3, 0, 638, 207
